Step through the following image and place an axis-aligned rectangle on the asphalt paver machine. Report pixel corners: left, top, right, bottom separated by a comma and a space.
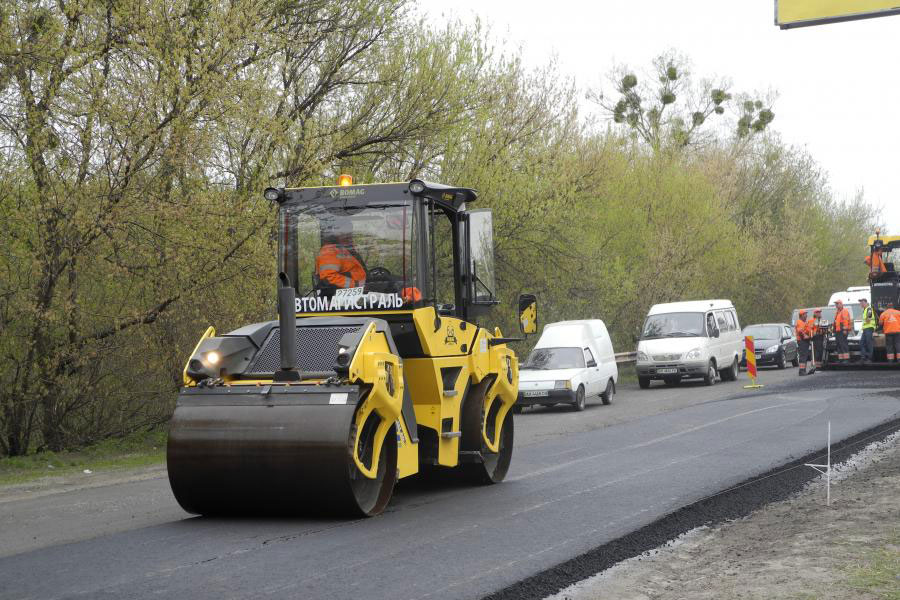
866, 230, 900, 362
167, 179, 537, 516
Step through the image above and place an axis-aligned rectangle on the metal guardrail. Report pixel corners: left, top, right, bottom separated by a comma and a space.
615, 351, 636, 366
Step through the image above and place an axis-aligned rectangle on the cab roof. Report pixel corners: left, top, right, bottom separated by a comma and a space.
276, 180, 477, 212
647, 300, 734, 315
867, 234, 900, 247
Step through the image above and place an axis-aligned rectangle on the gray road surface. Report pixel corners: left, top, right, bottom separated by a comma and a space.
1, 368, 897, 600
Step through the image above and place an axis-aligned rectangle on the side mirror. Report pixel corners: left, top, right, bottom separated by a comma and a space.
518, 294, 537, 335
586, 360, 597, 368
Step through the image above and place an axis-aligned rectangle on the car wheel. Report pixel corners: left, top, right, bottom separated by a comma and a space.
601, 379, 614, 405
573, 385, 586, 411
638, 376, 651, 389
703, 361, 717, 386
776, 351, 786, 370
720, 357, 738, 382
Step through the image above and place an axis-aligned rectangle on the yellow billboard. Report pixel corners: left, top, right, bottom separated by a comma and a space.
777, 0, 900, 28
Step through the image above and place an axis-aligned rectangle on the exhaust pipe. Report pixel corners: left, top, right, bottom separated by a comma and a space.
274, 272, 301, 382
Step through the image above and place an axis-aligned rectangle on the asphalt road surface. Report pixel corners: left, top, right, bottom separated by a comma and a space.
2, 368, 898, 600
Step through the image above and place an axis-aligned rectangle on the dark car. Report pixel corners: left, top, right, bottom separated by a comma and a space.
740, 323, 799, 369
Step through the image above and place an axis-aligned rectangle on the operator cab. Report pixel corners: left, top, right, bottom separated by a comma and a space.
867, 231, 900, 315
266, 179, 499, 323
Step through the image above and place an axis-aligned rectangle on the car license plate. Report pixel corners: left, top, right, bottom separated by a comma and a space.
523, 390, 548, 397
657, 368, 678, 374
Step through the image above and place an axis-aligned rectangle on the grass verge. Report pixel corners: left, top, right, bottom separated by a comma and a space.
845, 531, 900, 600
0, 429, 167, 486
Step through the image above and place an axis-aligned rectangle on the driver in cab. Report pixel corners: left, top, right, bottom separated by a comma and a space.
315, 217, 366, 290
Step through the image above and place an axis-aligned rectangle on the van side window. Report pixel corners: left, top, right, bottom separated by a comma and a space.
731, 309, 740, 330
715, 310, 728, 331
584, 348, 597, 367
724, 311, 736, 332
706, 313, 717, 336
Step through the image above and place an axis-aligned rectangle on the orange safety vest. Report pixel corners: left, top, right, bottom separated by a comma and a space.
795, 317, 809, 340
401, 286, 422, 303
833, 307, 852, 333
879, 308, 900, 334
865, 251, 887, 274
805, 317, 819, 337
316, 243, 366, 289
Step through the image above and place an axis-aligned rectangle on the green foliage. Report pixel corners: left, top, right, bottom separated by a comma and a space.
593, 53, 773, 150
0, 3, 878, 456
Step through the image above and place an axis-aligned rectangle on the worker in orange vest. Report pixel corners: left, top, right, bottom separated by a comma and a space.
315, 217, 367, 291
832, 300, 853, 363
795, 309, 812, 375
807, 309, 823, 374
865, 248, 887, 279
879, 301, 900, 363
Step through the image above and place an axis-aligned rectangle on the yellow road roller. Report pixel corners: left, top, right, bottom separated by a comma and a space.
167, 179, 537, 516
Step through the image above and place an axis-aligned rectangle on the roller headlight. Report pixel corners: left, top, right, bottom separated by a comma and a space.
554, 380, 572, 390
765, 345, 780, 354
205, 351, 221, 365
335, 346, 351, 367
263, 187, 283, 202
636, 351, 650, 362
684, 348, 703, 360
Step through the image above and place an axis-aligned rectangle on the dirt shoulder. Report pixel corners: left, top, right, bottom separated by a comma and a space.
552, 433, 900, 600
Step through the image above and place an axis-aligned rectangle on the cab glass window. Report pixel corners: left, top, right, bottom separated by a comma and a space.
278, 200, 421, 311
468, 209, 497, 304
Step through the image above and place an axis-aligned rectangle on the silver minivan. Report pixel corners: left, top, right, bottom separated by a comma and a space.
635, 299, 743, 388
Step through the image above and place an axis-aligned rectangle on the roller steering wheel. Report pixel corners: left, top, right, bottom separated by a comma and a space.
367, 266, 393, 281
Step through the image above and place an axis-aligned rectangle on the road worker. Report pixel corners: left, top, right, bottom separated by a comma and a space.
315, 216, 367, 291
865, 247, 887, 278
832, 300, 852, 363
878, 301, 900, 363
859, 298, 876, 363
808, 309, 823, 374
795, 309, 811, 375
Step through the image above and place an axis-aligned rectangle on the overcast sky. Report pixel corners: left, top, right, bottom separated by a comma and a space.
418, 0, 899, 234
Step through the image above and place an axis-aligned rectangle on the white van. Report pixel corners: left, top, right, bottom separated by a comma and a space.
635, 300, 743, 388
516, 320, 618, 412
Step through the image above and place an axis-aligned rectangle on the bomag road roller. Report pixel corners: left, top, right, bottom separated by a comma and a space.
167, 178, 538, 516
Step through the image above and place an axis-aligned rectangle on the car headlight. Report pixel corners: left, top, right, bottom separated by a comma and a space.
554, 380, 572, 390
765, 345, 780, 354
684, 348, 702, 360
637, 351, 649, 362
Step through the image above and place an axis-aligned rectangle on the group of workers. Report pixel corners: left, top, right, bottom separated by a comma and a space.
794, 298, 900, 374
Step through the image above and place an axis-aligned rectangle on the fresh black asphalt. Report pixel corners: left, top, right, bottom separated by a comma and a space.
1, 370, 898, 600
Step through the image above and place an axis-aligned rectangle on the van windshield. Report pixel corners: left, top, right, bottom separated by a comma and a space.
642, 312, 705, 339
523, 347, 585, 370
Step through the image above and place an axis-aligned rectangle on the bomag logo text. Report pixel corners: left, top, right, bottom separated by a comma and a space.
329, 188, 366, 198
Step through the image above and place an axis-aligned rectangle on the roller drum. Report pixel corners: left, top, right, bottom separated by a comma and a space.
167, 385, 397, 516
